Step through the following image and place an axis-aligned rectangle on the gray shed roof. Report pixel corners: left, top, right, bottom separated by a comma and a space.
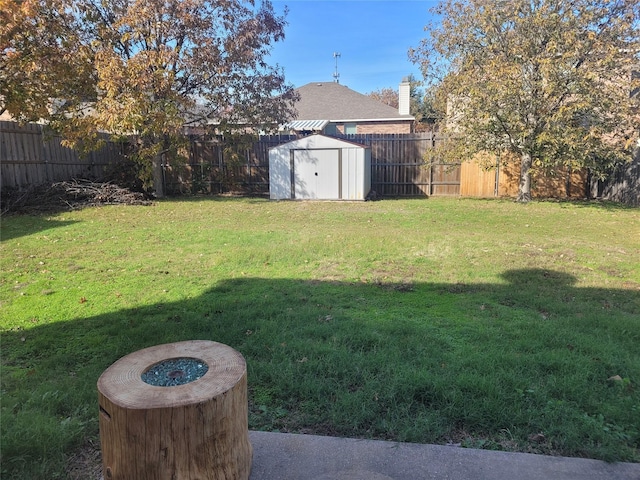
293, 82, 414, 122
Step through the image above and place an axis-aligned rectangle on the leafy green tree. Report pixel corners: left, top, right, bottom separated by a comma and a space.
367, 75, 441, 131
1, 0, 297, 196
410, 0, 639, 201
407, 75, 441, 129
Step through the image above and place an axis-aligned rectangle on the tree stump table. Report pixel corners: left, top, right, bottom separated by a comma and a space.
97, 340, 252, 480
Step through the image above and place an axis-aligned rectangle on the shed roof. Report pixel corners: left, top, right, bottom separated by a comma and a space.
269, 134, 368, 151
293, 82, 414, 122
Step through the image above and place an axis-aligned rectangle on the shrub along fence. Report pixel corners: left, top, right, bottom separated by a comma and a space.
0, 121, 127, 189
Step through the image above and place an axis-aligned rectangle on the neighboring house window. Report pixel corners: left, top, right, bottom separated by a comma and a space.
344, 123, 357, 134
325, 123, 337, 135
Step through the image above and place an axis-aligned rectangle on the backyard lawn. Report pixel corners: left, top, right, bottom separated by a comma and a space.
1, 197, 639, 479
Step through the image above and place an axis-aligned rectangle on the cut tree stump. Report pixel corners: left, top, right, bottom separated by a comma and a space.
97, 340, 252, 480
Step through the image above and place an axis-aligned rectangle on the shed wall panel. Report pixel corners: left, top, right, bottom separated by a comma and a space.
268, 148, 291, 199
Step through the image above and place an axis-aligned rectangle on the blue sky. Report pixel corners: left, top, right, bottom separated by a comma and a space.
268, 0, 440, 94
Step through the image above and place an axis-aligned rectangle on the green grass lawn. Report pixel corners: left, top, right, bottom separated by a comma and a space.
1, 197, 639, 478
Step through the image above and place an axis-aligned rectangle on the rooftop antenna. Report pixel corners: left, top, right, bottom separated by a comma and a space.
333, 52, 341, 83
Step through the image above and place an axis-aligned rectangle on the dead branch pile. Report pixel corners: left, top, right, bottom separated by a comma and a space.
1, 179, 153, 215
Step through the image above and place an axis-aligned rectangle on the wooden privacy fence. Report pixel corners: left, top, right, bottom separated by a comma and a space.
338, 133, 460, 196
6, 121, 632, 201
0, 121, 126, 189
166, 132, 462, 196
166, 134, 292, 195
589, 152, 640, 206
460, 155, 588, 199
170, 132, 585, 198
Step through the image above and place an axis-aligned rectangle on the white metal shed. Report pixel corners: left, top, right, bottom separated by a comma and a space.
269, 134, 371, 200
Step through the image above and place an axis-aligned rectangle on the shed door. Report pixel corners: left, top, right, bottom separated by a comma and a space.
293, 149, 341, 199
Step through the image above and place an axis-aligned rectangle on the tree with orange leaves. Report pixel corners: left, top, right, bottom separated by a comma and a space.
1, 0, 297, 195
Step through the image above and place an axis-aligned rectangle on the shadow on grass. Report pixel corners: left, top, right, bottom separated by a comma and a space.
2, 269, 639, 477
0, 216, 80, 242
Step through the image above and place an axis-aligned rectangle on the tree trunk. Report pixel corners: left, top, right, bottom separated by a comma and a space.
98, 341, 252, 480
517, 152, 532, 202
152, 153, 165, 198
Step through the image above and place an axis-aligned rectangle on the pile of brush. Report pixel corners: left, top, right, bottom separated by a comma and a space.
1, 179, 153, 215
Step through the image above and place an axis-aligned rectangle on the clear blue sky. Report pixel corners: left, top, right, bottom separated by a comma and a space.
268, 0, 439, 94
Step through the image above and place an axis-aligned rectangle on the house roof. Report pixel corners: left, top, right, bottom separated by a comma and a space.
293, 82, 414, 122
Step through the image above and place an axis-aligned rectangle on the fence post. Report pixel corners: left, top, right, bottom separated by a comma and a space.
495, 153, 500, 197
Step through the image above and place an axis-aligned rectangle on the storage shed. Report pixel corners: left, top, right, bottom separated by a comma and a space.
269, 134, 371, 200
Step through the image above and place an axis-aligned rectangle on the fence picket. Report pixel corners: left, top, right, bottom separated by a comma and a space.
1, 122, 126, 189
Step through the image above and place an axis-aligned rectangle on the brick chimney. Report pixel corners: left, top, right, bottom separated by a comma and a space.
399, 77, 411, 116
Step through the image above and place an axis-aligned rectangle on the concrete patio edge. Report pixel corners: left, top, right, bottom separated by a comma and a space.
248, 431, 640, 480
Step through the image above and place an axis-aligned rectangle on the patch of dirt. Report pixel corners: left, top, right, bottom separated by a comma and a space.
1, 179, 153, 215
372, 280, 415, 292
599, 266, 625, 278
66, 439, 103, 480
445, 429, 567, 457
